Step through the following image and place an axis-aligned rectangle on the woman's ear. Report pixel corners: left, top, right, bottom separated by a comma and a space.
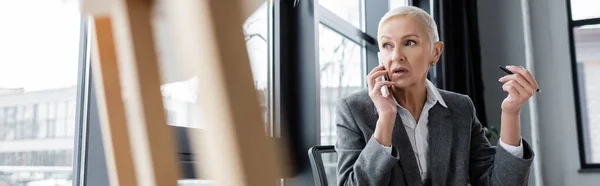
432, 41, 444, 63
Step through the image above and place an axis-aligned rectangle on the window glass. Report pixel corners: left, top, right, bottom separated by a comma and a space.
47, 102, 58, 138
570, 0, 600, 20
244, 2, 272, 132
36, 103, 49, 139
0, 0, 80, 185
56, 101, 68, 137
574, 24, 600, 164
389, 0, 409, 10
319, 0, 362, 29
319, 24, 363, 146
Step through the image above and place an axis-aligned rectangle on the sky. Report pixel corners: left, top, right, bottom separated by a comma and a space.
0, 0, 81, 92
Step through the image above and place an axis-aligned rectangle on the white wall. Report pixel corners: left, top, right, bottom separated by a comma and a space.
477, 0, 535, 184
529, 0, 600, 185
478, 0, 600, 185
477, 0, 530, 135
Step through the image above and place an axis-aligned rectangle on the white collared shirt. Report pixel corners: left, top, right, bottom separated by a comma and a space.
381, 80, 523, 181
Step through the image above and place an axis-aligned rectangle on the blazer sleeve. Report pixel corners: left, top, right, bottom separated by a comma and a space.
467, 98, 534, 186
335, 99, 400, 186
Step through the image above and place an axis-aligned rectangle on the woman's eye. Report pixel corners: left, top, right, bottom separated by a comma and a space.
405, 40, 416, 46
383, 43, 392, 49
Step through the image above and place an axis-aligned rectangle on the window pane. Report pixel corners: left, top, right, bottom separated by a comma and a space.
570, 0, 600, 20
389, 0, 409, 10
319, 24, 364, 146
573, 24, 600, 164
0, 0, 80, 185
244, 1, 271, 134
319, 0, 362, 29
158, 2, 272, 133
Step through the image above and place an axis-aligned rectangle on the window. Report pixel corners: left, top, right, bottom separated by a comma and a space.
389, 0, 410, 10
319, 0, 362, 29
573, 25, 600, 164
319, 25, 363, 146
317, 18, 367, 186
244, 1, 273, 133
570, 0, 600, 20
567, 0, 600, 169
0, 150, 72, 167
0, 0, 82, 185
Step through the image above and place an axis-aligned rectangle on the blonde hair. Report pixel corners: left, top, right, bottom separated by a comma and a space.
378, 6, 439, 43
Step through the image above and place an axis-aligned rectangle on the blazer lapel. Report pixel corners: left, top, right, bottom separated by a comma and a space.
427, 103, 452, 185
391, 114, 423, 186
373, 104, 423, 186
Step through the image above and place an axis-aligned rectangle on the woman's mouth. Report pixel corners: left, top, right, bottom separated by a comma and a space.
391, 67, 409, 78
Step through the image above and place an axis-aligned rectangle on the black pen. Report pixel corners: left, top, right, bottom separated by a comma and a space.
499, 65, 540, 92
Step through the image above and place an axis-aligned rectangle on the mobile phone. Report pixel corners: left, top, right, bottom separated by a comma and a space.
378, 52, 391, 97
380, 73, 390, 97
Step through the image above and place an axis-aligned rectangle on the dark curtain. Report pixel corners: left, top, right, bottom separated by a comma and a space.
425, 0, 489, 127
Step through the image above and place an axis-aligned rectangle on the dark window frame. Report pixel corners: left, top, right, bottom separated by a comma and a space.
73, 15, 92, 185
565, 0, 600, 171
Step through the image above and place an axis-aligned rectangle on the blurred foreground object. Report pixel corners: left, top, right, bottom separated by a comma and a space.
82, 0, 284, 185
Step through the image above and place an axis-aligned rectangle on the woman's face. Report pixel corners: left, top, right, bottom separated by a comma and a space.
378, 16, 443, 88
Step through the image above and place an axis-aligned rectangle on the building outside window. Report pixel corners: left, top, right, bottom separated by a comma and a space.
0, 0, 81, 185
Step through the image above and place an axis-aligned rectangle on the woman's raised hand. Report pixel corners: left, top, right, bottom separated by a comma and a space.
367, 65, 397, 120
498, 65, 539, 115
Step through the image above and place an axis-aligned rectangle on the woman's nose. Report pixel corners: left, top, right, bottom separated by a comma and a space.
391, 53, 405, 62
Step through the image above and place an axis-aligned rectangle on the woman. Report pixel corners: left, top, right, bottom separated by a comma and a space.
335, 6, 536, 186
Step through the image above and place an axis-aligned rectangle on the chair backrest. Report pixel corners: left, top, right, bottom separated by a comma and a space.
308, 145, 337, 186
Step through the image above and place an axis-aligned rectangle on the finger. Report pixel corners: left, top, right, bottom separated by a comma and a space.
506, 65, 538, 90
367, 66, 386, 88
367, 70, 389, 89
499, 74, 535, 94
368, 70, 388, 84
368, 65, 386, 77
507, 80, 527, 97
513, 73, 535, 95
502, 84, 519, 102
374, 74, 383, 93
371, 81, 395, 95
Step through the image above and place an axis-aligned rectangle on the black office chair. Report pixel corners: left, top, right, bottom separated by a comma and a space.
308, 145, 337, 186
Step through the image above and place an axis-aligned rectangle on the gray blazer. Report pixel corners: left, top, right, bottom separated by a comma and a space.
336, 89, 533, 186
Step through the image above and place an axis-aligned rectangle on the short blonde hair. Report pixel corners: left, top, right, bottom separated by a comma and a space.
378, 6, 439, 43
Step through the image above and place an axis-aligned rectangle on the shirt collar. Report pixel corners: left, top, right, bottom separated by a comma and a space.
426, 79, 447, 108
392, 80, 447, 108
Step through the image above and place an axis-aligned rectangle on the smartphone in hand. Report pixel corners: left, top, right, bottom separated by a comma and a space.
380, 73, 390, 97
378, 52, 391, 97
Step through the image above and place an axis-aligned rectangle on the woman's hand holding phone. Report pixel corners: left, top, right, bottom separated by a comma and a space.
380, 74, 390, 97
367, 65, 397, 118
367, 65, 397, 146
